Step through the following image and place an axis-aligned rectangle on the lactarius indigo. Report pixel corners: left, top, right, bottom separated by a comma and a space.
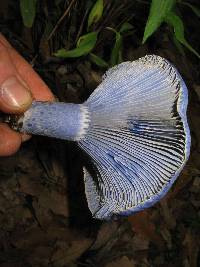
17, 55, 191, 220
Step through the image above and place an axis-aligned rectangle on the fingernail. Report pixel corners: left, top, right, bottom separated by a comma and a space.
0, 76, 32, 110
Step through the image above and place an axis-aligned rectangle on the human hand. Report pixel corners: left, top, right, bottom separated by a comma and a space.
0, 34, 54, 156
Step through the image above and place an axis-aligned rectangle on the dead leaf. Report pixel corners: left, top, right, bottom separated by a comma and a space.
159, 199, 176, 229
131, 233, 149, 251
128, 210, 163, 247
183, 229, 199, 267
105, 256, 136, 267
91, 221, 118, 250
51, 238, 92, 266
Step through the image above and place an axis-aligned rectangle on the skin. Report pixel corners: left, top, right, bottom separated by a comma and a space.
0, 34, 55, 156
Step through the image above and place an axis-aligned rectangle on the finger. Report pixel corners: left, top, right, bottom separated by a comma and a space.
0, 34, 54, 156
10, 49, 55, 101
0, 34, 54, 101
0, 42, 32, 113
0, 123, 22, 156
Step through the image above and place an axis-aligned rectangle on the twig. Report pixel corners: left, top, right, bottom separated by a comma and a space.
47, 0, 76, 41
75, 7, 89, 43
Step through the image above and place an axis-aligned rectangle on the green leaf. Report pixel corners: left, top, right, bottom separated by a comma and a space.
165, 11, 200, 58
110, 31, 122, 66
120, 22, 134, 34
143, 0, 176, 43
182, 2, 200, 18
54, 32, 98, 58
76, 32, 97, 47
106, 27, 123, 66
20, 0, 37, 28
89, 53, 109, 67
87, 0, 104, 29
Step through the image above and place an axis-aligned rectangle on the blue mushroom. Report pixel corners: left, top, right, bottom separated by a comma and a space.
19, 55, 191, 220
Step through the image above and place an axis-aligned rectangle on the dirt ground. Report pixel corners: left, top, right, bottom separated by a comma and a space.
0, 1, 200, 266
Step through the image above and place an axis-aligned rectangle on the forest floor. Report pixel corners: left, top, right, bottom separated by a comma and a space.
0, 1, 200, 267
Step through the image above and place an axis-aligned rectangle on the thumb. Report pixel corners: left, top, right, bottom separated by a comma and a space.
0, 43, 32, 114
0, 76, 32, 114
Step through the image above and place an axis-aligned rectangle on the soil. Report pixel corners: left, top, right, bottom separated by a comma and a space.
0, 1, 200, 267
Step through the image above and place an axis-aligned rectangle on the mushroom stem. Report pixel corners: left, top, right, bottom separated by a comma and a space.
18, 101, 90, 141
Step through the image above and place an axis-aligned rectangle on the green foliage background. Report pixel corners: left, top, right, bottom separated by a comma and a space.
20, 0, 200, 67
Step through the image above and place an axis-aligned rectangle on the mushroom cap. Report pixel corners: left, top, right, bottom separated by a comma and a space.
79, 55, 190, 220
